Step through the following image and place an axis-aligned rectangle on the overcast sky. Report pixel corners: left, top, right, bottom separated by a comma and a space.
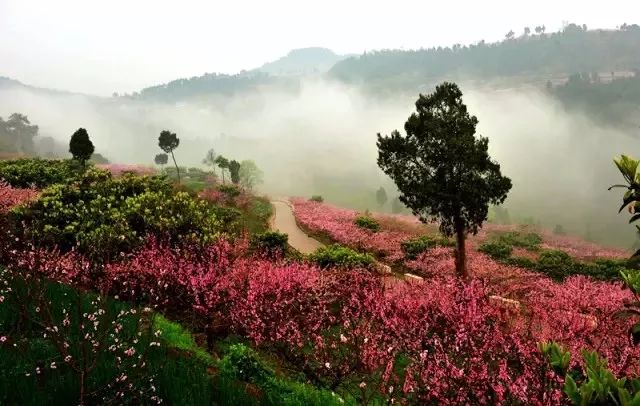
1, 0, 637, 95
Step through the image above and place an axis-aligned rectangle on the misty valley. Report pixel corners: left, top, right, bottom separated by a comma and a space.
2, 19, 640, 405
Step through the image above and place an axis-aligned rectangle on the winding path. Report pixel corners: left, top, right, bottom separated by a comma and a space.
270, 200, 324, 255
269, 199, 421, 282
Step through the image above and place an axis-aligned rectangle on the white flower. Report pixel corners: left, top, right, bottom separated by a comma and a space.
324, 362, 331, 369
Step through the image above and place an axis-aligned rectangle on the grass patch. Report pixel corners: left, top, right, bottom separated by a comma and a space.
244, 197, 273, 234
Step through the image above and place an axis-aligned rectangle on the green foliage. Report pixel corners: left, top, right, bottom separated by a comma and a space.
68, 128, 94, 167
611, 154, 640, 259
0, 113, 39, 155
211, 206, 243, 235
218, 344, 353, 406
158, 130, 180, 154
218, 184, 241, 198
354, 215, 380, 232
153, 315, 214, 365
158, 130, 181, 181
309, 245, 375, 270
215, 155, 230, 183
154, 153, 168, 166
377, 82, 511, 278
219, 344, 275, 384
541, 343, 640, 406
554, 73, 640, 128
250, 231, 288, 257
480, 231, 626, 281
244, 198, 273, 234
0, 276, 217, 405
401, 234, 455, 260
309, 195, 324, 203
539, 342, 571, 375
12, 172, 221, 260
0, 158, 82, 188
478, 241, 513, 260
239, 160, 264, 190
330, 26, 640, 94
493, 230, 542, 251
229, 159, 241, 185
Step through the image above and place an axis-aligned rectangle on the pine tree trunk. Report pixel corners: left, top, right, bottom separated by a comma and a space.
170, 150, 180, 182
454, 216, 468, 280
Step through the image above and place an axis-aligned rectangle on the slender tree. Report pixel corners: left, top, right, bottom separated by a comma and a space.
69, 128, 95, 169
214, 155, 229, 183
377, 82, 511, 279
158, 130, 180, 182
228, 160, 241, 185
202, 148, 217, 176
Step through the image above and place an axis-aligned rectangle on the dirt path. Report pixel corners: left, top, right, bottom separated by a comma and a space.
269, 199, 425, 283
270, 200, 324, 255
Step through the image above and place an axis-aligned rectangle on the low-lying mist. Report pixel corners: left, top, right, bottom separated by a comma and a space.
0, 78, 637, 248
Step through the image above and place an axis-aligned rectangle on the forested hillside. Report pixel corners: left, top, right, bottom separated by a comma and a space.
329, 24, 640, 88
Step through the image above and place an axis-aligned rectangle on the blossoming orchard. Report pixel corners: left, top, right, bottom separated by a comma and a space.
2, 80, 640, 404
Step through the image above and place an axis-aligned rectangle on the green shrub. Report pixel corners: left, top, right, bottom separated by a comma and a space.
309, 195, 324, 203
534, 250, 626, 281
12, 172, 222, 260
250, 231, 289, 257
541, 343, 640, 406
219, 344, 275, 384
309, 245, 375, 270
479, 241, 514, 260
536, 250, 576, 280
401, 235, 454, 259
354, 215, 380, 232
211, 206, 243, 235
218, 184, 241, 198
0, 158, 83, 188
494, 231, 543, 251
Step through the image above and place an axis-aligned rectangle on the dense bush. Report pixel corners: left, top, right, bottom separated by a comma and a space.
250, 231, 288, 258
493, 230, 543, 250
401, 234, 454, 259
353, 215, 380, 232
11, 172, 222, 260
0, 158, 82, 188
535, 250, 627, 281
478, 241, 514, 260
309, 245, 375, 270
309, 195, 324, 203
480, 242, 628, 281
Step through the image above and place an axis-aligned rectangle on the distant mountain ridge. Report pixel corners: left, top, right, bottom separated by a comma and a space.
2, 24, 640, 101
254, 47, 350, 76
